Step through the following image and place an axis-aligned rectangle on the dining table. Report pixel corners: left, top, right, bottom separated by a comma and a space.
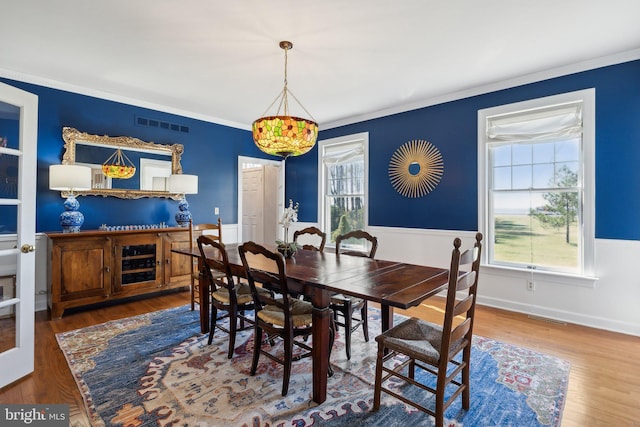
172, 243, 449, 404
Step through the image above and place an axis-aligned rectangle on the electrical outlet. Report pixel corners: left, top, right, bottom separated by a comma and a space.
527, 280, 535, 291
214, 207, 219, 215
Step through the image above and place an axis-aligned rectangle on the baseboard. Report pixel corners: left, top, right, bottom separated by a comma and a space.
476, 295, 640, 337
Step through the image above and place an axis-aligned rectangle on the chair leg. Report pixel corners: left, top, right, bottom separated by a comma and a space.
372, 342, 384, 410
207, 305, 218, 345
361, 301, 369, 342
227, 306, 237, 359
190, 282, 195, 311
462, 348, 471, 409
282, 335, 294, 396
435, 375, 446, 427
343, 300, 353, 360
328, 317, 336, 377
250, 326, 262, 376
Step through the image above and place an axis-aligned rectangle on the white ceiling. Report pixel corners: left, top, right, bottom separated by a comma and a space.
2, 1, 639, 130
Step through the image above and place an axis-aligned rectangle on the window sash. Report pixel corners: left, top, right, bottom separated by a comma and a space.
318, 133, 368, 248
478, 89, 595, 278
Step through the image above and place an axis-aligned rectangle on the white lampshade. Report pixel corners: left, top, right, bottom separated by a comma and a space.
168, 174, 198, 194
49, 164, 92, 191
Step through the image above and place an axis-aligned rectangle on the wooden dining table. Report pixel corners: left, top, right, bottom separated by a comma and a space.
173, 243, 449, 404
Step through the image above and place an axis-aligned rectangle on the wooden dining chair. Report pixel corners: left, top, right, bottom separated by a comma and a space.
372, 233, 483, 427
238, 241, 335, 396
197, 235, 268, 358
188, 218, 222, 310
293, 226, 327, 252
331, 229, 378, 359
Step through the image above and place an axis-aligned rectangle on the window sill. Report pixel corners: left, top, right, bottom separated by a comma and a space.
480, 264, 598, 288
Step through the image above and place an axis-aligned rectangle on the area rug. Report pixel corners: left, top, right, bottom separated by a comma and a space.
56, 305, 569, 426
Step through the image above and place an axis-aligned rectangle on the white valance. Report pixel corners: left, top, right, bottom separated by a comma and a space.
322, 141, 364, 165
487, 101, 582, 143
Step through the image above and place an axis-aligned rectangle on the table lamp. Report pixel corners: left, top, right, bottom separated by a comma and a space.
168, 174, 198, 226
49, 164, 92, 232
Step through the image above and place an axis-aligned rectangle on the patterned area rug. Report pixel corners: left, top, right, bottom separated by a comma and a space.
56, 305, 569, 426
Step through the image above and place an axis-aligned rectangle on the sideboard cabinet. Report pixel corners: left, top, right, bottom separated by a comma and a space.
47, 228, 192, 318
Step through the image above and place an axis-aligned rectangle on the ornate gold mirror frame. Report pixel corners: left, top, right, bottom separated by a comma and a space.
60, 127, 184, 200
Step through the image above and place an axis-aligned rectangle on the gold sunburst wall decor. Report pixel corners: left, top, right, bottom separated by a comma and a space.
388, 139, 444, 198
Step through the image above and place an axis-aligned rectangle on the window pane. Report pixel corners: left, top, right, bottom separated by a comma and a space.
532, 142, 554, 164
492, 145, 511, 167
512, 165, 532, 189
493, 166, 511, 190
555, 139, 579, 162
0, 153, 19, 199
555, 163, 579, 187
512, 143, 531, 165
327, 196, 364, 244
0, 205, 17, 235
492, 190, 580, 272
532, 163, 554, 188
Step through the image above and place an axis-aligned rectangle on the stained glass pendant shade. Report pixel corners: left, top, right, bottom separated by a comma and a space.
102, 148, 136, 179
252, 41, 318, 158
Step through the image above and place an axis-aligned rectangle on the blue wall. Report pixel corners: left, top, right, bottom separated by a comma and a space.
0, 78, 275, 232
2, 59, 639, 239
286, 59, 640, 241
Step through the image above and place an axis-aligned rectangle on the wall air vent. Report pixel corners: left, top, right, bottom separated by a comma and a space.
135, 116, 189, 133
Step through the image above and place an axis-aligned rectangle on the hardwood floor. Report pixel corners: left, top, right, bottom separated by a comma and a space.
1, 291, 638, 426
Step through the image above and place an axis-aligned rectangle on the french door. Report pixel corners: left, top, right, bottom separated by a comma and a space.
0, 81, 38, 388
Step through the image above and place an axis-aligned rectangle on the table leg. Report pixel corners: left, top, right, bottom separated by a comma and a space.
380, 305, 394, 332
311, 289, 331, 404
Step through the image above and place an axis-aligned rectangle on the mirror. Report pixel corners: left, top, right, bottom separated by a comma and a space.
60, 127, 184, 199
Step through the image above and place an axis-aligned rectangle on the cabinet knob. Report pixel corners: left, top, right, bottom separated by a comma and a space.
106, 266, 110, 273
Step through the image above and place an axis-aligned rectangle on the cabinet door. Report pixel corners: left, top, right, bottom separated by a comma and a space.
113, 234, 163, 294
163, 231, 192, 287
51, 237, 112, 304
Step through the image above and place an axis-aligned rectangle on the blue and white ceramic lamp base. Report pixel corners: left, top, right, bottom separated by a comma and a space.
60, 195, 84, 233
175, 198, 192, 227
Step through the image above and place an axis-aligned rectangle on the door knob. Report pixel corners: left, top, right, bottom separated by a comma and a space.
21, 244, 35, 253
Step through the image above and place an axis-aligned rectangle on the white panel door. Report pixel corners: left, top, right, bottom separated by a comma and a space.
0, 82, 38, 388
242, 167, 264, 243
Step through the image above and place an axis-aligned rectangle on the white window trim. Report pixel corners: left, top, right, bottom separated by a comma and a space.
478, 89, 596, 282
317, 132, 369, 249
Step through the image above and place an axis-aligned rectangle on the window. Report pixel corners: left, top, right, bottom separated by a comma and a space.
478, 90, 595, 277
318, 133, 368, 249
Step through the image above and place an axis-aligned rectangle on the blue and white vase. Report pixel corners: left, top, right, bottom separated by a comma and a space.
60, 195, 84, 233
175, 198, 192, 227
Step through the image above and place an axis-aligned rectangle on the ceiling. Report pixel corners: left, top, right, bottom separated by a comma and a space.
2, 1, 639, 130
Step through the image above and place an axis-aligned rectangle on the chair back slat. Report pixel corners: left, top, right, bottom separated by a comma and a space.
455, 270, 476, 292
450, 317, 472, 344
452, 294, 473, 318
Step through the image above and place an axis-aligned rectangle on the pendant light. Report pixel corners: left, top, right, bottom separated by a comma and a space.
252, 41, 318, 158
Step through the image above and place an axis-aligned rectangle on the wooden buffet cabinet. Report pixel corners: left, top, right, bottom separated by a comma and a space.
47, 227, 192, 318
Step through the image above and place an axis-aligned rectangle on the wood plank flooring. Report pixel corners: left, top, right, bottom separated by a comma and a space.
1, 291, 638, 426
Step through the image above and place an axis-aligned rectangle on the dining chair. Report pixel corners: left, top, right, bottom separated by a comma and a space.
372, 233, 483, 427
293, 226, 327, 252
238, 241, 335, 396
331, 229, 378, 359
197, 235, 269, 358
188, 218, 222, 310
